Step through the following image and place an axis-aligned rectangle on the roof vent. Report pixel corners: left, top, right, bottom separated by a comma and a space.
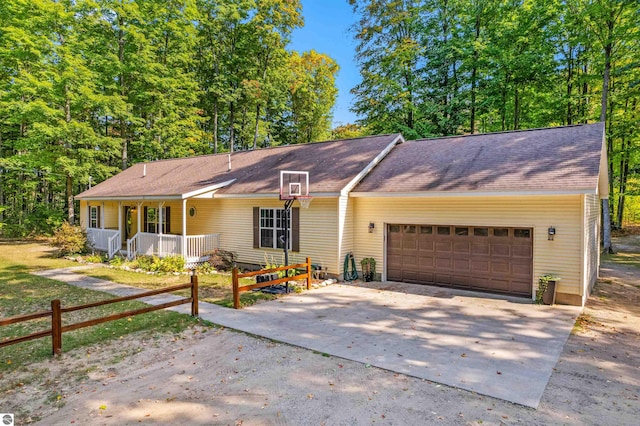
228, 154, 231, 172
143, 164, 146, 177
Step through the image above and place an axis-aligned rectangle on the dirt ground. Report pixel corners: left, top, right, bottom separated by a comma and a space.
2, 236, 639, 425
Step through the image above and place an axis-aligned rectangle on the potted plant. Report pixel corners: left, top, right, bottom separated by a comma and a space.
536, 274, 561, 305
360, 257, 376, 282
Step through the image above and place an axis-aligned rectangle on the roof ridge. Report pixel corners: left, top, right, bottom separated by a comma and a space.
410, 122, 602, 143
134, 133, 403, 166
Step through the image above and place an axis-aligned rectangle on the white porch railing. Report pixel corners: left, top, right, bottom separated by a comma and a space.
186, 234, 221, 260
126, 232, 220, 262
107, 231, 121, 259
87, 228, 120, 253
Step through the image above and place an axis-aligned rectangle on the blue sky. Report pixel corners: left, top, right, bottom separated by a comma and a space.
289, 1, 360, 127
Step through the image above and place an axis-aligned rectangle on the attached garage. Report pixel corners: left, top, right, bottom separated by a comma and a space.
350, 123, 608, 306
386, 224, 533, 297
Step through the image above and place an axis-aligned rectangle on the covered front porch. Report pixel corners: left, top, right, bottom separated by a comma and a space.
84, 198, 220, 266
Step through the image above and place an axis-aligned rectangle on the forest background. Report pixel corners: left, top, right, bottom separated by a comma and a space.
0, 0, 638, 237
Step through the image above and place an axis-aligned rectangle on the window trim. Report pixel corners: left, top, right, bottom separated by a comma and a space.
253, 207, 299, 252
143, 206, 170, 234
89, 206, 100, 229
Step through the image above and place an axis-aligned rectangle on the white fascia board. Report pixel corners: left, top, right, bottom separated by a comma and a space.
213, 192, 340, 199
350, 189, 596, 198
181, 179, 236, 199
78, 195, 183, 201
340, 135, 404, 197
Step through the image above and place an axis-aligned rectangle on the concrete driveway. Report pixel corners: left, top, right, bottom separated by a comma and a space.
33, 269, 581, 409
205, 281, 581, 408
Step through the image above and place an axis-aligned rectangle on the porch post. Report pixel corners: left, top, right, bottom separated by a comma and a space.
182, 199, 187, 259
137, 202, 142, 234
158, 201, 165, 256
117, 201, 122, 240
101, 202, 105, 229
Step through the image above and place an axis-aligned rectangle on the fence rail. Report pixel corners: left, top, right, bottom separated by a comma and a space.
231, 257, 311, 309
0, 276, 199, 355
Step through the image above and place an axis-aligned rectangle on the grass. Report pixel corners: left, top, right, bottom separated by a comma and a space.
0, 240, 205, 372
601, 251, 640, 269
77, 266, 278, 307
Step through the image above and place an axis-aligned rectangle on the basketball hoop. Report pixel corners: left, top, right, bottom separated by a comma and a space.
297, 196, 313, 209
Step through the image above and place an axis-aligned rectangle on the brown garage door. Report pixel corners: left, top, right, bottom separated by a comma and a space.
387, 224, 533, 297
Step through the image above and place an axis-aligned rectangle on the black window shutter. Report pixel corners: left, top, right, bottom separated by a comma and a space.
165, 207, 171, 233
88, 205, 92, 227
253, 207, 260, 248
143, 207, 148, 233
292, 207, 300, 252
97, 206, 101, 228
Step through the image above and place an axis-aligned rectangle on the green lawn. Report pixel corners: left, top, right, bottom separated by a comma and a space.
76, 266, 276, 308
0, 240, 205, 372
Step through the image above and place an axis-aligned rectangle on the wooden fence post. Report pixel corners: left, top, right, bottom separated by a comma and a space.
191, 273, 199, 317
232, 265, 240, 309
306, 257, 312, 290
51, 299, 62, 355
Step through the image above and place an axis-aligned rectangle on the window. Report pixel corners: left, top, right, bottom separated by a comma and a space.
404, 225, 416, 234
420, 226, 433, 234
455, 227, 469, 236
144, 207, 170, 233
389, 225, 401, 233
493, 228, 509, 237
474, 228, 489, 237
89, 206, 100, 228
437, 226, 451, 235
259, 208, 291, 249
514, 229, 531, 238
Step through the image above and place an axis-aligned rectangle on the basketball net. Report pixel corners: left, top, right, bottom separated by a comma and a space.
297, 196, 312, 209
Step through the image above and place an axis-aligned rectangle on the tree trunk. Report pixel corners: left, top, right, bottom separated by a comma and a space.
600, 32, 613, 253
213, 99, 218, 154
229, 101, 235, 153
253, 103, 261, 150
66, 174, 74, 223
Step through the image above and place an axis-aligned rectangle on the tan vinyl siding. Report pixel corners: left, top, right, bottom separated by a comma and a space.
353, 195, 584, 299
584, 194, 600, 298
102, 201, 119, 229
209, 198, 340, 272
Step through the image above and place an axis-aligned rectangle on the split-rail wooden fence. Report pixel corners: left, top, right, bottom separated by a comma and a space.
232, 257, 312, 309
0, 275, 199, 355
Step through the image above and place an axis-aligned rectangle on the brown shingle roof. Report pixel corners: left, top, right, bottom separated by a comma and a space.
353, 123, 604, 194
77, 134, 402, 199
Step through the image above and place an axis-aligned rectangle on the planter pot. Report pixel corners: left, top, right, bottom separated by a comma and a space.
542, 280, 557, 305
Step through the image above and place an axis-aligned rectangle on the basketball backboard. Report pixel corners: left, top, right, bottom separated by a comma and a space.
279, 171, 310, 200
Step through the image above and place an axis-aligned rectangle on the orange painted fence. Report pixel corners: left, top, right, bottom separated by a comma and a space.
0, 276, 199, 355
231, 257, 312, 309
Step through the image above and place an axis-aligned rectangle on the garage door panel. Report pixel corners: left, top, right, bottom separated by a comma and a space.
435, 257, 452, 269
435, 273, 452, 285
453, 258, 470, 272
471, 243, 490, 255
418, 239, 435, 251
491, 244, 511, 257
471, 260, 490, 273
387, 224, 532, 297
417, 271, 435, 283
418, 256, 434, 268
513, 245, 532, 258
453, 242, 471, 254
435, 241, 452, 252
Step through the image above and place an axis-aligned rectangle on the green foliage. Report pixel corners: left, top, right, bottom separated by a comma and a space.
360, 257, 377, 282
536, 274, 561, 304
49, 222, 89, 257
157, 255, 186, 273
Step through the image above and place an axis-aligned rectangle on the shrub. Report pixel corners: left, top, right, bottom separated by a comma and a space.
205, 249, 237, 271
85, 253, 106, 263
109, 256, 125, 267
50, 222, 90, 257
159, 255, 185, 273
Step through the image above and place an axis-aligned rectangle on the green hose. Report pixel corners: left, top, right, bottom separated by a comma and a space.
343, 252, 359, 281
